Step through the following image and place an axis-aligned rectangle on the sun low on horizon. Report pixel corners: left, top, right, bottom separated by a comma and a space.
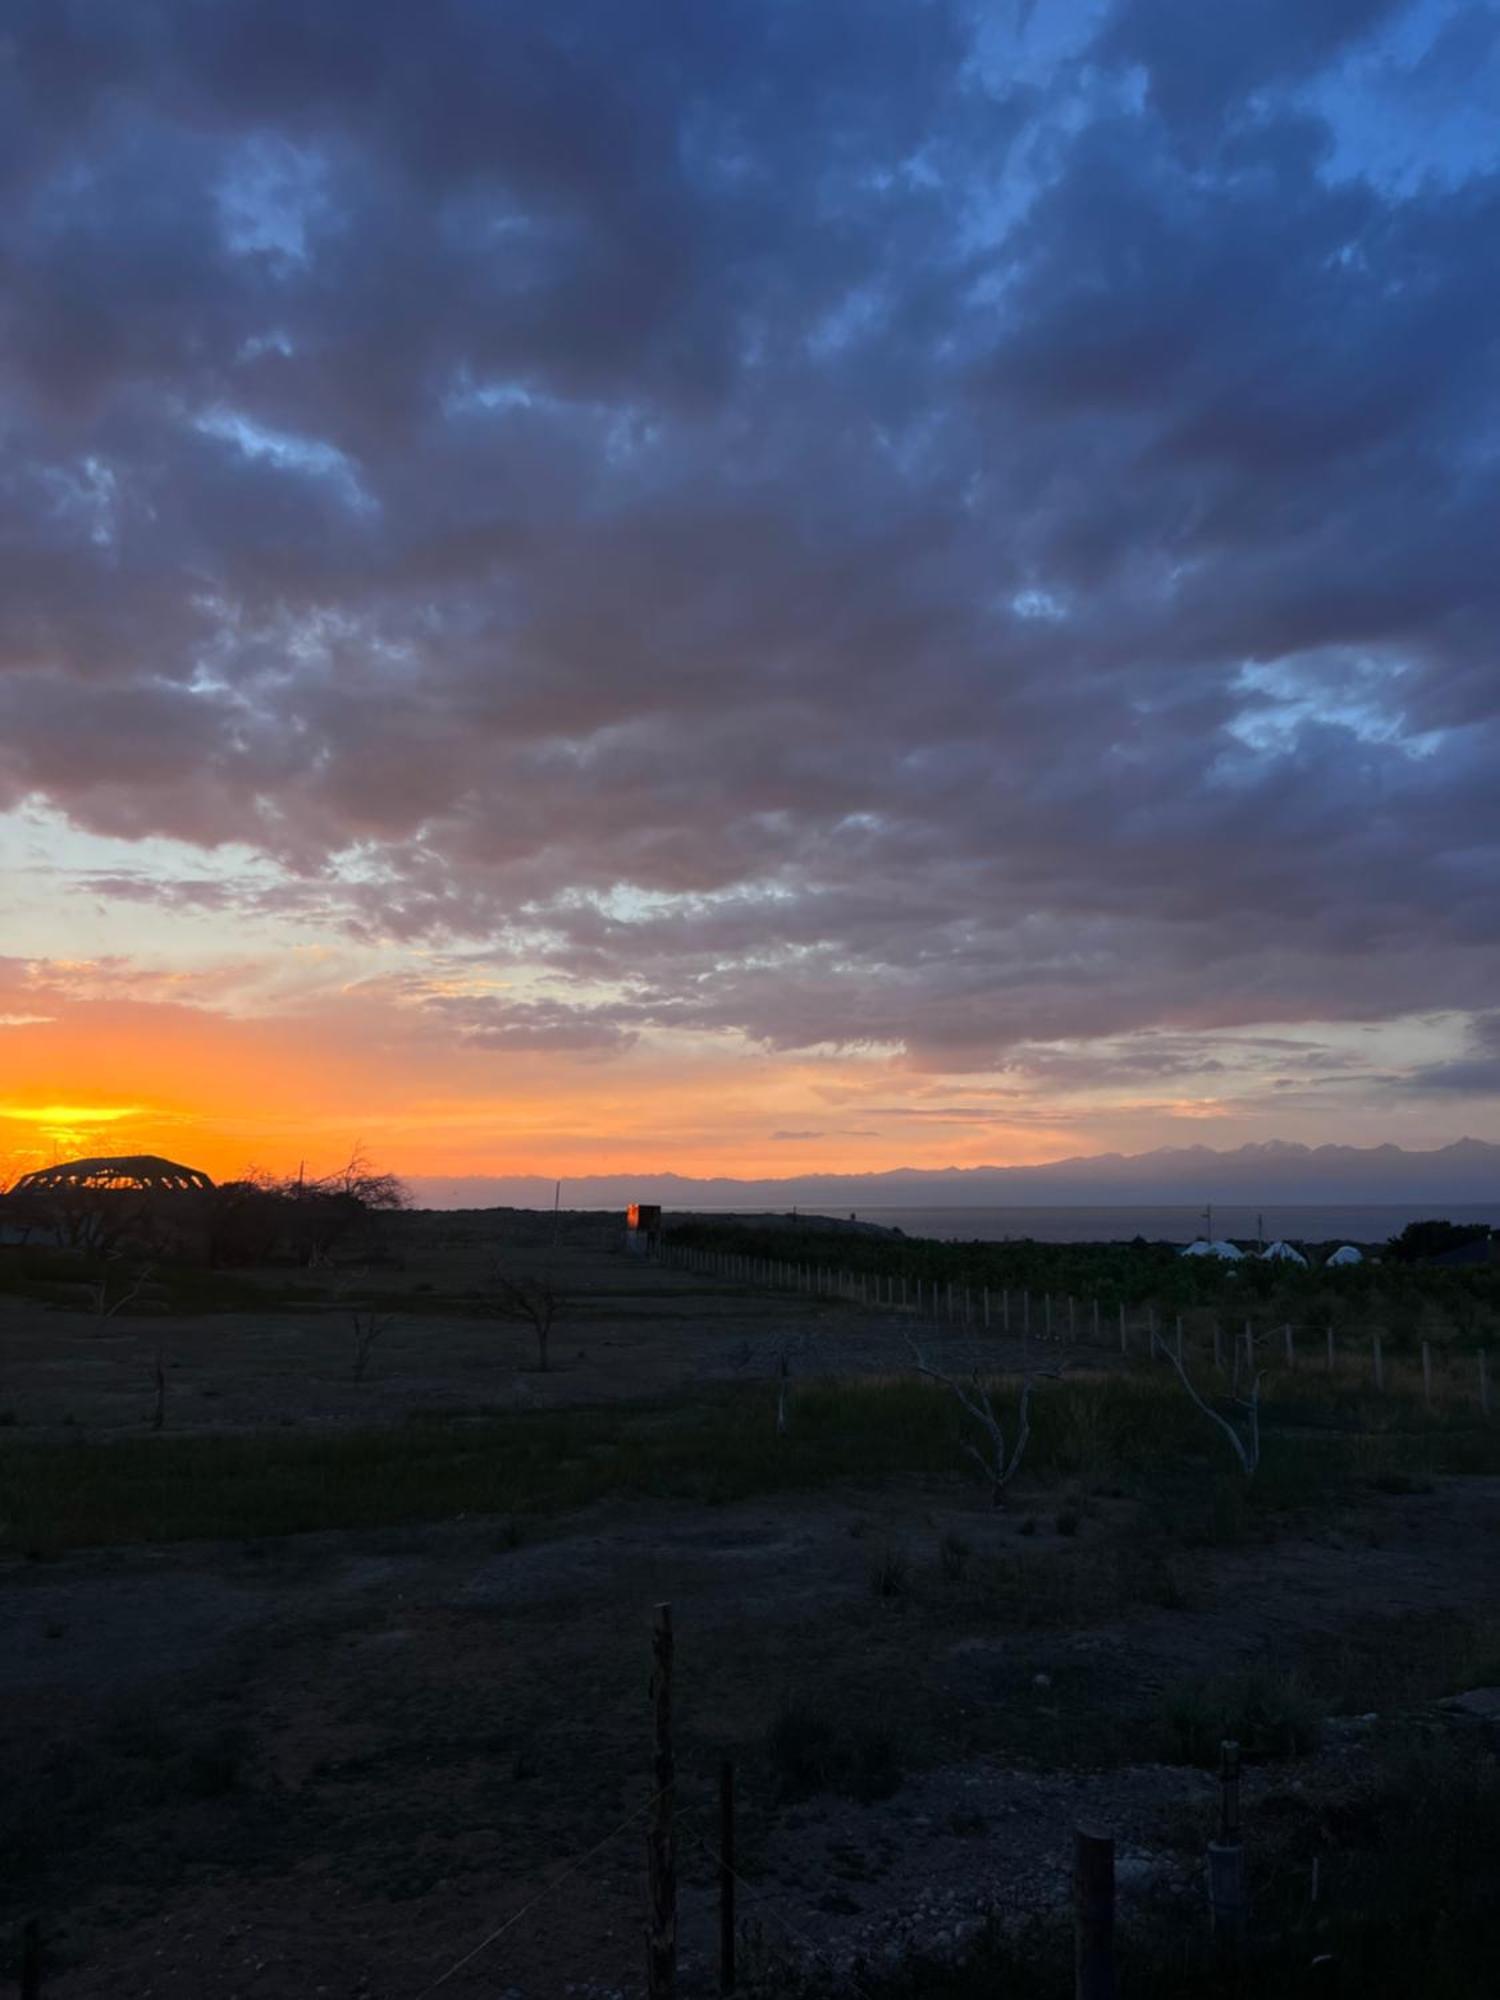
4, 1, 1499, 1194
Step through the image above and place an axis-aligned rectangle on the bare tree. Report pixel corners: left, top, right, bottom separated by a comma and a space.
730, 1329, 824, 1434
149, 1344, 168, 1431
1152, 1330, 1262, 1479
317, 1147, 411, 1214
484, 1264, 564, 1372
87, 1257, 154, 1325
329, 1269, 395, 1382
349, 1303, 396, 1382
910, 1340, 1057, 1505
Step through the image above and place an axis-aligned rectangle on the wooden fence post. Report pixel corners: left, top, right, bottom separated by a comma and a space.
1326, 1324, 1335, 1373
1175, 1315, 1184, 1365
21, 1917, 41, 1999
647, 1604, 676, 1999
1373, 1332, 1384, 1392
1093, 1297, 1100, 1342
1422, 1339, 1434, 1409
719, 1758, 736, 1996
1073, 1826, 1117, 2000
983, 1286, 990, 1328
1284, 1323, 1295, 1369
1118, 1302, 1126, 1356
1046, 1294, 1054, 1338
1212, 1320, 1222, 1372
1208, 1739, 1247, 1955
1069, 1296, 1077, 1340
1480, 1349, 1491, 1419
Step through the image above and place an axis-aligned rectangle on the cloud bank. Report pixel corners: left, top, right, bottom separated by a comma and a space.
2, 0, 1498, 1133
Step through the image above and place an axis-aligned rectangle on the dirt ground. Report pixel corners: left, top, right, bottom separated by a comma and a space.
3, 1241, 1499, 1996
4, 1459, 1498, 1997
0, 1242, 1076, 1438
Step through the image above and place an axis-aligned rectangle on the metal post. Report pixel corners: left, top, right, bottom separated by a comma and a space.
647, 1605, 676, 1999
1073, 1826, 1117, 2000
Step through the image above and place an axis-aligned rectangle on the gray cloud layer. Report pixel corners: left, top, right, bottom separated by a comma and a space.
2, 1, 1498, 1067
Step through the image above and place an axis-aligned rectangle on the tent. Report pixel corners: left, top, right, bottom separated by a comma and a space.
1180, 1238, 1244, 1260
1261, 1240, 1308, 1265
1326, 1244, 1364, 1267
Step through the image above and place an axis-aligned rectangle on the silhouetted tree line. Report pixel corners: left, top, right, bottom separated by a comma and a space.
1, 1153, 409, 1268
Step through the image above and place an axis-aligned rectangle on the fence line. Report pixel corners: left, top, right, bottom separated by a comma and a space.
653, 1240, 1494, 1415
410, 1786, 673, 1998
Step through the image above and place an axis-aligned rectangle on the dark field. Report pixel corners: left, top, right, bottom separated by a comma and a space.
2, 1213, 1498, 1997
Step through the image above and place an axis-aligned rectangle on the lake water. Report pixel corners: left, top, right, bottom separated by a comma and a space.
773, 1203, 1498, 1246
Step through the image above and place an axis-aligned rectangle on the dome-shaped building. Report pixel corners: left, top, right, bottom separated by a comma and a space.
12, 1155, 215, 1196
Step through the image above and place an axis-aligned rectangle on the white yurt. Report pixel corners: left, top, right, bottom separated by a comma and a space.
1326, 1244, 1364, 1266
1261, 1240, 1308, 1265
1210, 1239, 1246, 1261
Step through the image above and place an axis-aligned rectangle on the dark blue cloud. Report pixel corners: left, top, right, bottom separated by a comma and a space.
0, 0, 1497, 1063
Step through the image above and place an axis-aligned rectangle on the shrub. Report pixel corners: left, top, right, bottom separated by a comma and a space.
1160, 1665, 1321, 1766
938, 1530, 971, 1581
766, 1700, 903, 1802
869, 1544, 912, 1599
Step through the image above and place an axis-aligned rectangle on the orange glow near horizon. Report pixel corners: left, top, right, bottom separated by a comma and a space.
0, 981, 1091, 1186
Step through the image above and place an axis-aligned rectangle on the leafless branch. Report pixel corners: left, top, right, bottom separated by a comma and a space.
88, 1258, 154, 1325
1152, 1330, 1262, 1479
909, 1339, 1058, 1505
483, 1263, 564, 1372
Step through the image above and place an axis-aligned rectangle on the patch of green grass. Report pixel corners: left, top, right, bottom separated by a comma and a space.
868, 1545, 912, 1599
1298, 1610, 1500, 1714
1158, 1664, 1322, 1766
764, 1698, 903, 1803
3, 1367, 1497, 1556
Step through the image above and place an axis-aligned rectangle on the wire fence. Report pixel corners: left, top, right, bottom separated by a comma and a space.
658, 1239, 1495, 1416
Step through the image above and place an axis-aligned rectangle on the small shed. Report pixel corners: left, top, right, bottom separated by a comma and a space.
625, 1202, 662, 1255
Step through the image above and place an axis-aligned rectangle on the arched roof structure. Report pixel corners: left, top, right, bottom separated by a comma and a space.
12, 1155, 215, 1195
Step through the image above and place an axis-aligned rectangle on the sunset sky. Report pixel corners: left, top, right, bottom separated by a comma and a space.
3, 0, 1499, 1187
